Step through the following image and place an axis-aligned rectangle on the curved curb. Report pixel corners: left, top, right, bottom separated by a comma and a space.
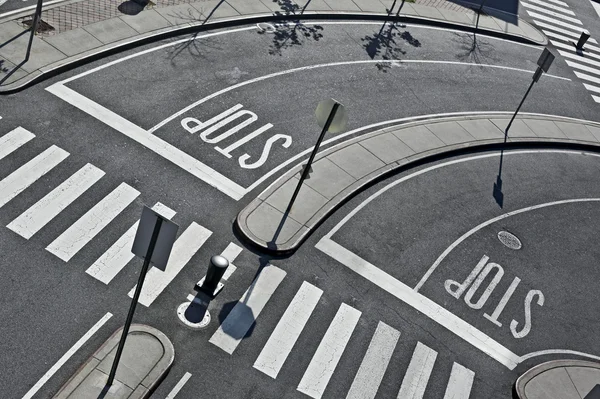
236, 113, 600, 255
0, 10, 545, 94
515, 360, 600, 399
53, 324, 174, 399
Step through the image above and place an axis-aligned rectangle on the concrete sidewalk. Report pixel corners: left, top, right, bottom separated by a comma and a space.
52, 324, 174, 399
0, 0, 545, 92
236, 113, 600, 253
516, 360, 600, 399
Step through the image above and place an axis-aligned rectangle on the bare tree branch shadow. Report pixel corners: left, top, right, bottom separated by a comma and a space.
271, 0, 301, 15
363, 24, 423, 72
452, 31, 496, 64
267, 22, 324, 56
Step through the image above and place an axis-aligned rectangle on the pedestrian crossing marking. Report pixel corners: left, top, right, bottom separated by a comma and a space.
542, 0, 568, 7
583, 83, 600, 94
46, 183, 140, 261
7, 163, 104, 239
346, 321, 400, 399
526, 12, 586, 33
195, 242, 242, 288
128, 221, 212, 307
523, 0, 574, 15
443, 363, 475, 399
540, 25, 598, 44
566, 61, 600, 77
0, 127, 35, 161
552, 41, 600, 62
297, 303, 361, 399
0, 145, 69, 209
86, 202, 176, 284
253, 281, 323, 379
209, 264, 287, 355
559, 50, 600, 69
575, 71, 600, 85
397, 342, 437, 399
522, 4, 582, 25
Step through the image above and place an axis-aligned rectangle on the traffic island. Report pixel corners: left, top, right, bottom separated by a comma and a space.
515, 360, 600, 398
53, 324, 174, 399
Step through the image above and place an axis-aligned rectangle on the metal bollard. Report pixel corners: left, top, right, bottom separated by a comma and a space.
196, 255, 229, 298
576, 30, 590, 52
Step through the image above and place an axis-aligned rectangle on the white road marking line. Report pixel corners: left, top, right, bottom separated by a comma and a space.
583, 83, 600, 94
86, 202, 176, 284
544, 29, 600, 46
209, 264, 286, 354
165, 372, 192, 399
0, 0, 70, 18
593, 94, 600, 103
194, 242, 241, 287
520, 349, 600, 362
128, 222, 212, 307
397, 342, 437, 399
316, 238, 521, 370
566, 60, 600, 77
527, 11, 586, 32
297, 303, 361, 399
253, 281, 323, 379
591, 0, 600, 18
7, 163, 104, 239
417, 198, 600, 292
559, 50, 600, 69
443, 363, 475, 399
575, 71, 600, 85
45, 84, 246, 201
46, 183, 140, 261
0, 127, 35, 161
522, 3, 582, 24
523, 0, 575, 15
0, 145, 69, 209
346, 321, 400, 399
543, 0, 569, 6
551, 41, 600, 61
21, 312, 112, 399
540, 24, 599, 44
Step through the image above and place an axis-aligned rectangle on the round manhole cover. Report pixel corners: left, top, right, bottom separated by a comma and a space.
498, 231, 522, 250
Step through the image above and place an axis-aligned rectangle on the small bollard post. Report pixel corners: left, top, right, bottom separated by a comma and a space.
576, 30, 590, 53
197, 255, 229, 298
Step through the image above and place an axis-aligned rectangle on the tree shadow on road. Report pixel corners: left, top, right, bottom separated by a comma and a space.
452, 31, 495, 64
267, 21, 324, 56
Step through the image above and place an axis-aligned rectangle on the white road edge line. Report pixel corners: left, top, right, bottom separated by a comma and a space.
21, 312, 113, 399
0, 0, 69, 18
397, 342, 437, 399
165, 372, 192, 399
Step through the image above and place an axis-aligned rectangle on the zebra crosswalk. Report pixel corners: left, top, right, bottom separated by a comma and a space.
521, 0, 600, 103
208, 271, 477, 399
0, 126, 219, 307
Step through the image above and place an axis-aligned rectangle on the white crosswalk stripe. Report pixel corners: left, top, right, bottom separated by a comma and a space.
0, 127, 35, 161
85, 202, 176, 284
443, 362, 475, 399
592, 95, 600, 103
526, 12, 586, 33
523, 0, 574, 15
542, 0, 568, 7
575, 71, 600, 85
551, 41, 600, 62
0, 145, 69, 209
46, 183, 140, 261
566, 60, 600, 77
559, 50, 600, 69
128, 222, 212, 307
297, 303, 361, 399
523, 5, 582, 25
397, 342, 438, 399
539, 25, 598, 45
7, 163, 104, 239
583, 83, 600, 94
209, 264, 286, 354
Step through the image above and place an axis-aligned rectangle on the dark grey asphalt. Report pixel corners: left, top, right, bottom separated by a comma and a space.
0, 0, 48, 14
0, 21, 599, 399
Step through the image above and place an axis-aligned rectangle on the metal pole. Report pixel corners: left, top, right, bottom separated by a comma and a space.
505, 69, 538, 135
286, 102, 340, 213
26, 0, 43, 60
106, 217, 163, 386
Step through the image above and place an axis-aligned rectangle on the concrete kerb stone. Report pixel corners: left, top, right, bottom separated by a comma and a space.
53, 324, 174, 399
515, 360, 600, 399
0, 7, 546, 94
236, 114, 600, 254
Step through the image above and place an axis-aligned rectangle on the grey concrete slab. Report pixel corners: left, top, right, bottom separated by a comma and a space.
436, 8, 475, 25
350, 0, 388, 13
83, 18, 139, 45
259, 0, 301, 14
97, 333, 164, 388
516, 20, 546, 43
426, 121, 474, 145
191, 0, 240, 19
0, 21, 27, 44
156, 3, 204, 26
524, 368, 580, 399
585, 125, 600, 142
490, 118, 537, 137
0, 33, 65, 73
301, 0, 332, 11
119, 10, 172, 34
523, 119, 567, 139
42, 28, 103, 57
491, 17, 526, 36
396, 2, 417, 16
327, 143, 386, 180
226, 0, 272, 15
554, 121, 598, 142
0, 57, 28, 84
265, 176, 327, 224
68, 370, 132, 399
474, 15, 503, 31
359, 132, 415, 164
324, 0, 359, 11
566, 367, 600, 397
458, 119, 505, 140
304, 157, 355, 199
246, 201, 305, 242
409, 4, 445, 20
54, 359, 101, 399
392, 124, 446, 152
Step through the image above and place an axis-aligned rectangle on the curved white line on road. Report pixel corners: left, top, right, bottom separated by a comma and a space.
414, 197, 600, 292
519, 349, 600, 362
150, 59, 569, 133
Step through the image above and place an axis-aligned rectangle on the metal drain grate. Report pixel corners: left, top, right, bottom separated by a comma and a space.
498, 231, 522, 250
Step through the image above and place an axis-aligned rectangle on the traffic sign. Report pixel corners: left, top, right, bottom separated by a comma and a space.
315, 98, 348, 134
536, 48, 554, 73
131, 206, 179, 271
